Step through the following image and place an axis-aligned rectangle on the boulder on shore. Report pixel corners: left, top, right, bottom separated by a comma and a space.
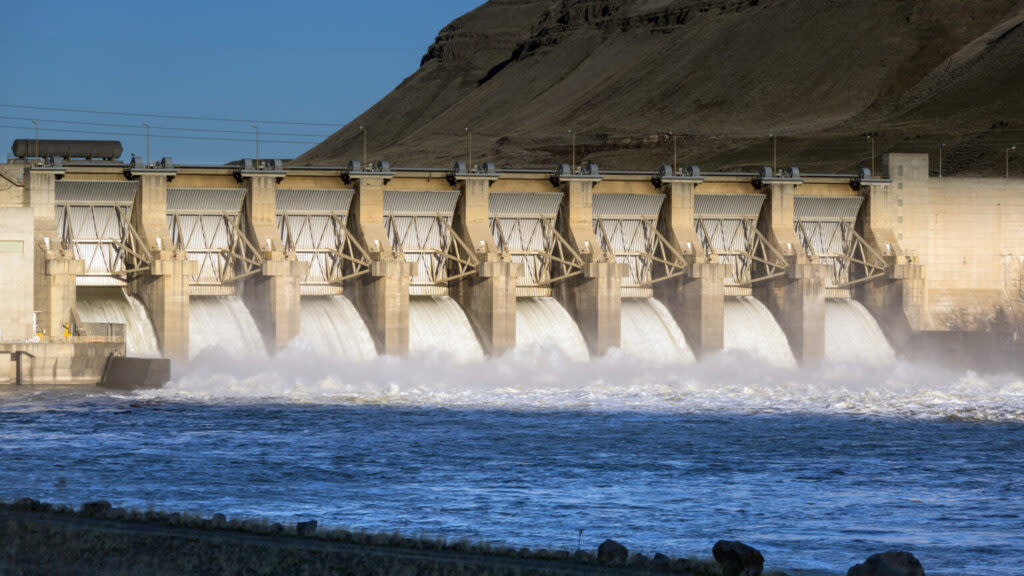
296, 520, 318, 537
847, 551, 925, 576
713, 540, 765, 576
597, 539, 629, 564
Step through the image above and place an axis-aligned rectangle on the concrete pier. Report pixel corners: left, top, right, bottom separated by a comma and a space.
854, 174, 925, 349
654, 174, 727, 358
755, 171, 827, 366
127, 164, 194, 361
552, 164, 623, 356
344, 163, 413, 356
26, 166, 83, 342
239, 165, 307, 353
449, 166, 518, 355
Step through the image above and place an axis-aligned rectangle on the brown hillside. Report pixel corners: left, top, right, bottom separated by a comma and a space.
297, 0, 1024, 176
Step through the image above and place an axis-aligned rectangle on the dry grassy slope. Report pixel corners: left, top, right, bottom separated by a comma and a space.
298, 0, 1024, 175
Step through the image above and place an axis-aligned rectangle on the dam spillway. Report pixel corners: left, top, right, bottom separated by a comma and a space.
723, 296, 797, 367
75, 287, 159, 357
409, 296, 485, 362
299, 296, 377, 361
189, 296, 267, 360
6, 151, 1019, 382
824, 299, 895, 365
620, 298, 696, 363
515, 297, 590, 361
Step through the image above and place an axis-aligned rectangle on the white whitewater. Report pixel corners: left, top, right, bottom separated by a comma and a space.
723, 296, 797, 367
620, 298, 696, 363
516, 297, 590, 361
825, 299, 895, 365
189, 296, 267, 359
75, 287, 160, 357
408, 296, 484, 362
299, 296, 377, 361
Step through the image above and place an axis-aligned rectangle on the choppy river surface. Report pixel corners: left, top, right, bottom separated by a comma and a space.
1, 350, 1022, 575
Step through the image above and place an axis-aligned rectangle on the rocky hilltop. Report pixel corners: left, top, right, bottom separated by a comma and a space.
298, 0, 1024, 175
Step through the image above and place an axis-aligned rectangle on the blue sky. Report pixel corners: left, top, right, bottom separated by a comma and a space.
1, 0, 485, 164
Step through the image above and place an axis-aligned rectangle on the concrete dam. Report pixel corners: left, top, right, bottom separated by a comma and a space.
0, 151, 1021, 384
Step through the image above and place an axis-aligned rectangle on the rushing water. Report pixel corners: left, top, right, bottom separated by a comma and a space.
0, 355, 1022, 576
408, 296, 484, 362
723, 296, 797, 367
620, 298, 696, 363
825, 299, 895, 365
297, 296, 377, 361
516, 297, 590, 361
188, 296, 267, 359
75, 287, 159, 357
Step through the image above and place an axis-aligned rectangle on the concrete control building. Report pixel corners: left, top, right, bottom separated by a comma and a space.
0, 151, 1021, 384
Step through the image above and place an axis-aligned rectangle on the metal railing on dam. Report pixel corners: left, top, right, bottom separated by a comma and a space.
1, 153, 1020, 376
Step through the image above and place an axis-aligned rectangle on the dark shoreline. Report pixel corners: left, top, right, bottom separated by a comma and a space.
1, 499, 803, 576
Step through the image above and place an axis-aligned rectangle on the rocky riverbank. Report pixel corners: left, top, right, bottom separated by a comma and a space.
0, 498, 924, 575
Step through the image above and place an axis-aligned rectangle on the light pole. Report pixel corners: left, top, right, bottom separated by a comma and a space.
866, 134, 876, 176
1007, 146, 1016, 179
568, 129, 576, 169
142, 122, 150, 166
32, 120, 38, 159
465, 127, 472, 169
360, 125, 367, 167
769, 132, 776, 173
939, 143, 945, 178
252, 125, 260, 167
670, 131, 677, 173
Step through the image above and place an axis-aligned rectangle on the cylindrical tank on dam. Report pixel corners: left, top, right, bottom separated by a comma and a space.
409, 296, 485, 362
515, 297, 590, 361
620, 298, 696, 363
298, 296, 377, 361
12, 139, 122, 160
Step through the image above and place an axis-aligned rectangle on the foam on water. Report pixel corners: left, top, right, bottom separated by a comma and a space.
145, 346, 1024, 422
75, 287, 160, 357
723, 296, 797, 367
408, 295, 484, 362
620, 298, 696, 363
189, 296, 267, 359
825, 299, 895, 365
516, 297, 589, 361
297, 296, 377, 361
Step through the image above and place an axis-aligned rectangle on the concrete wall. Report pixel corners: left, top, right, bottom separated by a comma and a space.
886, 153, 1024, 332
0, 207, 35, 341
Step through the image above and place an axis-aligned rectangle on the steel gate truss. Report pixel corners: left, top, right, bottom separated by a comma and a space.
168, 212, 263, 285
491, 216, 583, 286
593, 217, 688, 287
794, 218, 888, 288
278, 213, 372, 285
58, 204, 152, 281
386, 213, 479, 286
695, 217, 788, 287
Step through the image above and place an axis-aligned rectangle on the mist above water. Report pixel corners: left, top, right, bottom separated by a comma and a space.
151, 344, 1024, 422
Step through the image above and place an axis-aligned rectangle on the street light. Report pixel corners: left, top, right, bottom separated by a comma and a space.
769, 132, 776, 173
867, 134, 876, 176
252, 125, 261, 167
360, 125, 367, 167
669, 131, 677, 173
465, 127, 472, 169
1007, 146, 1017, 179
939, 143, 946, 178
142, 123, 150, 166
32, 120, 38, 159
568, 129, 576, 169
